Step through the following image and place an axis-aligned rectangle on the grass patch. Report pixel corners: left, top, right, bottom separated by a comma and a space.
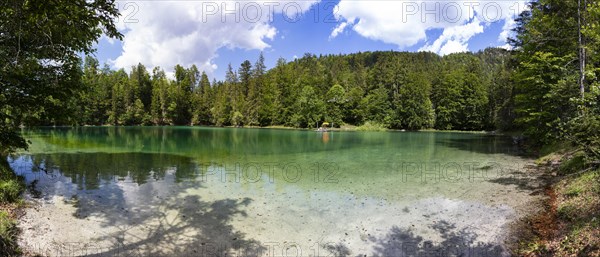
535, 152, 563, 166
0, 210, 20, 256
558, 151, 587, 175
355, 121, 388, 131
0, 180, 23, 204
553, 169, 600, 256
557, 170, 600, 220
556, 219, 600, 256
563, 186, 582, 197
0, 158, 24, 256
520, 240, 548, 255
556, 204, 577, 221
538, 141, 570, 157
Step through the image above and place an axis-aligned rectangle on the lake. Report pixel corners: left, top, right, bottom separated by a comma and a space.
11, 126, 542, 256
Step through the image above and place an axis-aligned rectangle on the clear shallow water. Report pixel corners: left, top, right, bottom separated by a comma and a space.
11, 127, 538, 256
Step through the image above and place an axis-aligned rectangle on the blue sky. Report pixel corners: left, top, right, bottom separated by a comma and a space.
94, 0, 527, 80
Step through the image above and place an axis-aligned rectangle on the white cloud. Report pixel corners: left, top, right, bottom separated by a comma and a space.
111, 0, 319, 76
330, 22, 350, 39
331, 0, 527, 55
419, 18, 484, 55
439, 40, 468, 55
498, 16, 518, 50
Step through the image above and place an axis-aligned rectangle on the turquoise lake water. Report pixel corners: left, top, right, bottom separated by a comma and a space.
12, 127, 537, 256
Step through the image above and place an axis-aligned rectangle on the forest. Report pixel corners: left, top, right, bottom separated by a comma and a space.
28, 49, 512, 132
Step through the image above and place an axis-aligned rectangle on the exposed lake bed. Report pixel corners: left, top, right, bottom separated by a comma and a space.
12, 127, 546, 256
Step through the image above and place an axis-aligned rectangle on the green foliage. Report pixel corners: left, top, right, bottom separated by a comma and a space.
529, 168, 600, 257
231, 111, 244, 127
258, 79, 281, 126
8, 49, 519, 134
510, 0, 597, 146
123, 99, 151, 125
0, 125, 27, 156
0, 161, 22, 204
557, 204, 578, 221
0, 160, 23, 255
432, 53, 488, 131
559, 152, 588, 175
343, 87, 365, 125
564, 115, 600, 161
0, 180, 22, 204
0, 0, 122, 152
356, 121, 388, 132
325, 84, 346, 127
150, 68, 171, 125
292, 86, 325, 128
513, 52, 578, 144
198, 73, 214, 125
0, 210, 20, 256
211, 81, 231, 126
244, 54, 266, 126
393, 73, 434, 130
358, 87, 393, 127
509, 0, 600, 166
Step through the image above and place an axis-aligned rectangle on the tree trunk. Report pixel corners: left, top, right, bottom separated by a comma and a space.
578, 0, 586, 100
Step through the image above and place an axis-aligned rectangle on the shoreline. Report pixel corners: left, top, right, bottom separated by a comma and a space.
506, 149, 600, 256
28, 124, 504, 135
504, 163, 556, 255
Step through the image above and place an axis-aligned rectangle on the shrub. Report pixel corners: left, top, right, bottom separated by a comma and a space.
0, 211, 20, 256
559, 152, 588, 175
565, 115, 600, 162
0, 180, 22, 204
356, 121, 388, 131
